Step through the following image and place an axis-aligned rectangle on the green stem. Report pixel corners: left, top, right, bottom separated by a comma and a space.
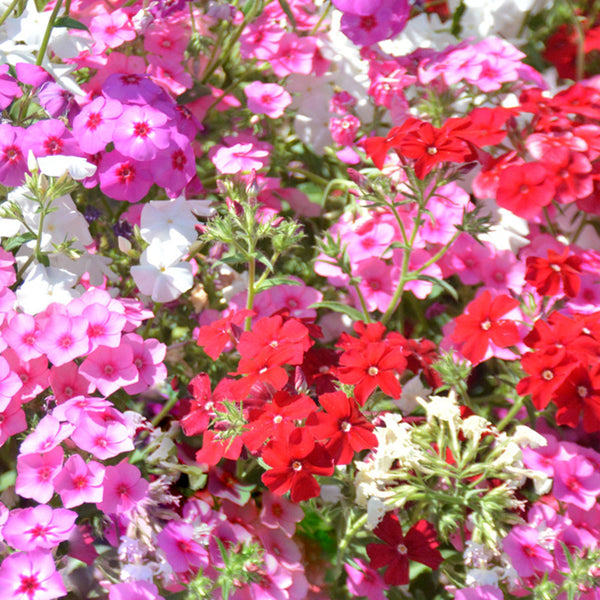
288, 167, 329, 187
310, 0, 331, 34
566, 0, 586, 80
543, 206, 558, 238
245, 256, 256, 331
497, 395, 525, 432
16, 188, 50, 283
36, 0, 64, 67
151, 393, 180, 428
417, 230, 460, 272
350, 280, 372, 323
0, 0, 19, 27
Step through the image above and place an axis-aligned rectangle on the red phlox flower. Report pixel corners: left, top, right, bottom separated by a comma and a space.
230, 347, 292, 399
196, 309, 252, 360
337, 321, 388, 351
261, 427, 333, 502
300, 347, 340, 394
194, 429, 244, 466
181, 373, 216, 436
306, 391, 377, 465
243, 390, 316, 452
445, 107, 512, 148
545, 151, 593, 204
362, 118, 421, 170
496, 162, 555, 219
553, 364, 600, 432
396, 120, 475, 179
525, 248, 583, 298
366, 513, 443, 586
451, 291, 520, 364
336, 341, 406, 405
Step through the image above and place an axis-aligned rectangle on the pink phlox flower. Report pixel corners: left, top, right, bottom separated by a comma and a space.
53, 454, 105, 508
49, 362, 95, 403
16, 446, 64, 503
396, 248, 444, 299
0, 550, 66, 600
98, 150, 154, 202
0, 354, 23, 411
152, 132, 196, 198
245, 81, 292, 119
330, 114, 361, 147
121, 333, 167, 395
144, 21, 189, 59
239, 16, 285, 61
108, 580, 166, 600
352, 258, 396, 313
71, 95, 123, 155
3, 348, 48, 403
37, 314, 89, 367
0, 64, 22, 110
553, 454, 600, 510
211, 140, 270, 174
103, 73, 166, 105
97, 461, 149, 515
454, 586, 504, 600
260, 492, 304, 537
480, 249, 526, 295
440, 45, 486, 86
51, 395, 111, 423
522, 434, 559, 477
79, 302, 127, 352
4, 313, 44, 361
257, 528, 302, 569
440, 233, 493, 285
0, 397, 26, 448
344, 219, 395, 263
157, 521, 207, 573
146, 55, 193, 96
23, 119, 81, 158
69, 409, 134, 459
2, 505, 77, 551
345, 558, 389, 600
420, 189, 467, 246
0, 124, 27, 186
113, 105, 171, 161
262, 281, 323, 320
340, 0, 409, 46
117, 298, 155, 332
20, 414, 74, 455
90, 10, 136, 49
270, 34, 316, 77
0, 247, 16, 287
502, 524, 554, 579
332, 0, 383, 15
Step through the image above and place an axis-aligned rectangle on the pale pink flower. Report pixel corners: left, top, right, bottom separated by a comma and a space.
20, 414, 74, 455
0, 397, 26, 448
0, 550, 66, 600
2, 505, 77, 551
90, 10, 136, 49
211, 142, 270, 174
4, 313, 44, 361
37, 314, 89, 367
260, 492, 304, 537
70, 410, 134, 460
79, 342, 138, 397
53, 454, 105, 508
82, 302, 126, 352
16, 446, 64, 503
97, 461, 149, 515
49, 362, 95, 402
245, 81, 292, 119
0, 354, 23, 411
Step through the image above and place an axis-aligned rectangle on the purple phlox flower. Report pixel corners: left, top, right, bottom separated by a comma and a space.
113, 104, 171, 161
0, 124, 28, 186
502, 525, 554, 579
340, 0, 409, 46
332, 0, 382, 15
98, 150, 154, 202
37, 82, 73, 118
103, 73, 165, 104
72, 95, 123, 154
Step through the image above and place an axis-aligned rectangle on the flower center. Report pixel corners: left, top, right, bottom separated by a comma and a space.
291, 460, 302, 471
542, 370, 554, 381
480, 320, 492, 331
368, 366, 379, 376
397, 543, 408, 554
340, 420, 351, 433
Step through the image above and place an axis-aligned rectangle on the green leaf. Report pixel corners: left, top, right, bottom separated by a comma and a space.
309, 301, 365, 322
54, 16, 89, 31
278, 0, 297, 29
0, 470, 15, 492
3, 232, 36, 251
254, 276, 302, 293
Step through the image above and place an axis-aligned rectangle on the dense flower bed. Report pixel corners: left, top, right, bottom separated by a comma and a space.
1, 0, 600, 598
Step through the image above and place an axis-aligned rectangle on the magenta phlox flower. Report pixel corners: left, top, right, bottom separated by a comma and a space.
502, 525, 554, 579
80, 302, 126, 352
19, 415, 74, 455
98, 150, 154, 202
53, 454, 105, 508
49, 362, 95, 402
245, 81, 292, 119
90, 10, 136, 49
454, 586, 504, 600
0, 550, 66, 600
2, 505, 77, 551
0, 124, 28, 186
16, 446, 64, 503
144, 21, 189, 59
113, 105, 171, 161
240, 17, 285, 61
340, 0, 409, 46
257, 528, 302, 569
23, 119, 81, 158
4, 313, 44, 361
72, 95, 123, 154
108, 580, 166, 600
3, 349, 48, 403
152, 132, 196, 198
211, 140, 270, 174
97, 461, 149, 515
553, 454, 600, 510
260, 492, 304, 537
0, 397, 26, 448
70, 410, 134, 459
37, 314, 89, 367
122, 333, 167, 394
270, 34, 316, 77
0, 354, 23, 411
156, 521, 207, 573
332, 0, 382, 14
345, 558, 389, 600
103, 73, 165, 105
0, 248, 15, 288
0, 64, 22, 109
51, 395, 111, 423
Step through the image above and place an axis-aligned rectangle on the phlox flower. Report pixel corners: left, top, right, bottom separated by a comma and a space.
157, 522, 207, 573
71, 95, 123, 154
0, 247, 16, 287
37, 313, 89, 367
97, 461, 149, 515
353, 258, 396, 313
109, 581, 165, 600
262, 281, 323, 320
332, 0, 383, 15
270, 34, 316, 77
3, 349, 48, 402
152, 133, 197, 198
53, 454, 105, 508
131, 239, 193, 302
122, 333, 167, 395
0, 397, 26, 448
99, 151, 154, 202
70, 411, 134, 460
19, 415, 74, 455
345, 558, 388, 600
0, 64, 22, 109
502, 525, 554, 579
23, 119, 80, 158
49, 362, 95, 402
553, 454, 600, 510
0, 550, 66, 600
103, 73, 164, 105
144, 21, 189, 59
81, 302, 126, 352
90, 10, 136, 49
260, 491, 305, 537
0, 354, 23, 411
211, 142, 270, 174
0, 124, 27, 186
340, 0, 410, 46
496, 163, 555, 219
2, 505, 77, 551
454, 586, 504, 600
16, 446, 64, 503
113, 105, 171, 161
245, 81, 292, 119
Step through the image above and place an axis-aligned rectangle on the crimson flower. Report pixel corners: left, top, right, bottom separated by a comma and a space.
261, 427, 333, 502
366, 513, 443, 585
525, 248, 582, 298
196, 309, 252, 360
362, 118, 421, 169
496, 163, 555, 219
451, 291, 520, 364
306, 391, 377, 464
553, 364, 600, 432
